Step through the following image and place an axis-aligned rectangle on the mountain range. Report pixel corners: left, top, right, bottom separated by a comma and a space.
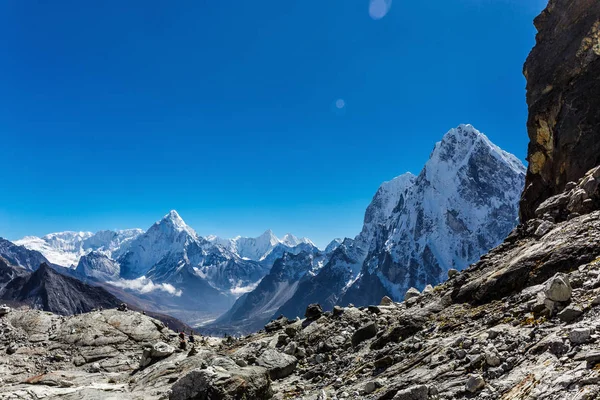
3, 124, 525, 334
203, 124, 526, 334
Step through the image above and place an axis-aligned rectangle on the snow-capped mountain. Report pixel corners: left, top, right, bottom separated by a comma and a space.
15, 229, 143, 268
207, 230, 315, 261
272, 124, 526, 319
117, 211, 269, 294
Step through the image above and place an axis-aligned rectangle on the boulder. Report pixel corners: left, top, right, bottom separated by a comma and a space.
544, 273, 572, 302
169, 364, 272, 400
305, 304, 323, 320
256, 349, 297, 380
448, 269, 459, 279
557, 305, 583, 323
569, 328, 592, 344
404, 287, 420, 302
465, 374, 485, 393
0, 305, 11, 316
140, 342, 175, 368
392, 384, 429, 400
351, 322, 378, 347
264, 316, 289, 333
332, 305, 345, 317
380, 296, 394, 306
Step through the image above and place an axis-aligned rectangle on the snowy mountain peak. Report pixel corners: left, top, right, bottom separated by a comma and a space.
282, 234, 315, 248
430, 124, 525, 176
155, 210, 196, 238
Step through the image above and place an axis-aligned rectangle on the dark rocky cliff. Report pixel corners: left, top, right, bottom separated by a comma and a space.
520, 0, 600, 220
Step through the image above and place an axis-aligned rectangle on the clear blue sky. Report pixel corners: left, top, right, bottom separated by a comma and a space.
0, 0, 546, 247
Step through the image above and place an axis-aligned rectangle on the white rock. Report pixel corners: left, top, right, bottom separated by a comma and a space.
404, 287, 421, 301
544, 273, 572, 302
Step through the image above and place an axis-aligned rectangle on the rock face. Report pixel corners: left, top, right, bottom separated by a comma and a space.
0, 263, 122, 315
520, 0, 600, 221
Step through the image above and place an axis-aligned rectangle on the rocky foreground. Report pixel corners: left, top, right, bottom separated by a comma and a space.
4, 184, 600, 399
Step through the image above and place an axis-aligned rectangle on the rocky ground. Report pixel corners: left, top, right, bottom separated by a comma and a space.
4, 197, 600, 399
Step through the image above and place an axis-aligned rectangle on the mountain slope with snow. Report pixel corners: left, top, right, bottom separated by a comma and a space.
273, 124, 526, 320
207, 230, 315, 261
15, 229, 143, 268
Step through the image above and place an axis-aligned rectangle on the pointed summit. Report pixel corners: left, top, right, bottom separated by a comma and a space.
157, 210, 196, 237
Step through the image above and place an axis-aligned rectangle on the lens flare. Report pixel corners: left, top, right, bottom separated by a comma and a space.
369, 0, 392, 20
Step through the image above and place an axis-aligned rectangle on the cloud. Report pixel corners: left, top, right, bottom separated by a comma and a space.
230, 282, 260, 295
369, 0, 392, 20
108, 277, 183, 297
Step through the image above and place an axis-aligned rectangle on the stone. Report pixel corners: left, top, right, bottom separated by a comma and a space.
544, 273, 572, 302
283, 341, 297, 356
392, 384, 429, 400
351, 322, 378, 347
380, 296, 394, 306
374, 355, 394, 369
140, 341, 175, 368
305, 304, 323, 320
557, 305, 583, 323
0, 305, 11, 316
256, 349, 297, 380
404, 287, 421, 301
422, 284, 434, 294
364, 380, 382, 394
169, 364, 272, 400
265, 316, 289, 333
485, 351, 502, 367
332, 305, 345, 317
569, 328, 592, 344
448, 269, 459, 279
368, 305, 381, 314
585, 351, 600, 368
465, 374, 485, 393
371, 318, 423, 350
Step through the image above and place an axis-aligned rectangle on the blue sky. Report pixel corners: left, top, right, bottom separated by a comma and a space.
0, 0, 546, 247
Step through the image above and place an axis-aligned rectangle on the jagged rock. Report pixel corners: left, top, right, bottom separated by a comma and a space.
448, 269, 459, 279
380, 296, 394, 306
392, 385, 429, 400
351, 322, 377, 347
545, 273, 572, 302
169, 363, 272, 400
520, 0, 600, 220
256, 349, 297, 380
140, 341, 175, 368
304, 304, 323, 320
558, 305, 583, 323
465, 374, 485, 393
404, 288, 420, 302
422, 284, 434, 294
